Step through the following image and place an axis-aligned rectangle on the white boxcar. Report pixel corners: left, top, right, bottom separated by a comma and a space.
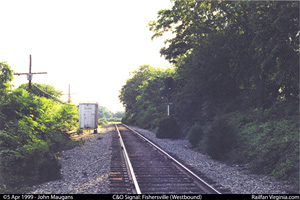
79, 102, 98, 132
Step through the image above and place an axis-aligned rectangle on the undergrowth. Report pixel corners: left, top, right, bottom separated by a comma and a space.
188, 108, 299, 189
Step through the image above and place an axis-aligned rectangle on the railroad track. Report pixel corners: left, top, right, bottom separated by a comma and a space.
109, 124, 224, 194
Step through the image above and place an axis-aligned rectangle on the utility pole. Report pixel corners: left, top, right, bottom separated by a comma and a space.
68, 84, 71, 103
14, 55, 47, 92
62, 84, 79, 103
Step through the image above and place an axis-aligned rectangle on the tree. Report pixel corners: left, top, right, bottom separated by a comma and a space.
119, 65, 175, 129
0, 62, 79, 192
18, 83, 63, 99
149, 1, 225, 63
98, 106, 113, 119
119, 65, 155, 111
0, 62, 14, 101
0, 62, 14, 130
113, 111, 125, 118
149, 0, 299, 124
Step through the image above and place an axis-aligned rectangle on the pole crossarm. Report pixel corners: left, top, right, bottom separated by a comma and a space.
14, 73, 29, 75
32, 72, 47, 74
13, 55, 47, 92
14, 72, 47, 75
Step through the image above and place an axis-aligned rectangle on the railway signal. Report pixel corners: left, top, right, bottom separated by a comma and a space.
164, 77, 174, 92
164, 77, 174, 116
14, 55, 47, 92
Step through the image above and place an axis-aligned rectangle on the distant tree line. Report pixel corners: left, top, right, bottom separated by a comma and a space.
98, 106, 124, 123
119, 1, 299, 189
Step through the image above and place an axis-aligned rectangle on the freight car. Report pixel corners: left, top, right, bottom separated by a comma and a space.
79, 102, 98, 133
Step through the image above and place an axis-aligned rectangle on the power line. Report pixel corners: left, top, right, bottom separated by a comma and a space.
13, 55, 47, 92
13, 55, 76, 107
32, 84, 77, 106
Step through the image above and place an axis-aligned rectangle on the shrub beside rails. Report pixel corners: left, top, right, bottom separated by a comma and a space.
0, 62, 80, 193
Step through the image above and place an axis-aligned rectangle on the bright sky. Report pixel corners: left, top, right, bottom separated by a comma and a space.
0, 0, 173, 112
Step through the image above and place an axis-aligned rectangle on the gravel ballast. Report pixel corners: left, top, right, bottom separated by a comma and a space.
30, 125, 113, 194
130, 126, 292, 194
30, 124, 292, 194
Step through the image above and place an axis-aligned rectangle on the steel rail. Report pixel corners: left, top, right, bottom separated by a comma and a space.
122, 124, 222, 194
115, 124, 141, 194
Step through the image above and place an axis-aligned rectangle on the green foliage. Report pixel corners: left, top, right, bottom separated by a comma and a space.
146, 1, 299, 187
118, 0, 300, 188
205, 117, 237, 160
119, 65, 175, 129
150, 1, 299, 125
98, 106, 124, 122
114, 111, 125, 118
19, 138, 61, 184
205, 110, 299, 186
0, 68, 79, 193
156, 117, 181, 139
0, 62, 14, 100
106, 118, 122, 122
187, 123, 204, 147
98, 118, 107, 126
55, 104, 79, 133
18, 83, 63, 98
240, 119, 299, 184
119, 65, 154, 113
98, 117, 121, 124
99, 106, 113, 119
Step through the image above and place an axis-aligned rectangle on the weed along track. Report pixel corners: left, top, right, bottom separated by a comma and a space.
109, 124, 222, 194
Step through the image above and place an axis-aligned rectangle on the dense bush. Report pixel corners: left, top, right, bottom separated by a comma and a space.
98, 118, 107, 126
187, 123, 204, 147
207, 110, 299, 186
156, 117, 181, 139
240, 119, 299, 185
106, 117, 122, 122
187, 110, 299, 188
0, 90, 79, 193
206, 117, 237, 160
0, 64, 80, 193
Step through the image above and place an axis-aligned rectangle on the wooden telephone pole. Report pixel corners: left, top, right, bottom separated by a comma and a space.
14, 55, 47, 92
68, 84, 71, 103
62, 84, 79, 103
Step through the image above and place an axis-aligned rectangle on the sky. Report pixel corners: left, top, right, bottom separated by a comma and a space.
0, 0, 174, 112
